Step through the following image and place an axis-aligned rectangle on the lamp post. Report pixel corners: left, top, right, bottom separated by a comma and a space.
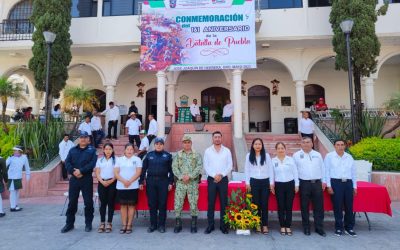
43, 31, 56, 126
340, 19, 356, 144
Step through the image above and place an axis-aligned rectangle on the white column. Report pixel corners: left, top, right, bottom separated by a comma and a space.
166, 83, 176, 121
295, 80, 305, 130
363, 78, 375, 109
232, 69, 243, 138
105, 85, 115, 104
157, 71, 166, 138
97, 0, 103, 17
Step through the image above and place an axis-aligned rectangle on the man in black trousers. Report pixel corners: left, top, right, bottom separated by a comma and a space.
61, 131, 97, 233
203, 131, 233, 234
139, 138, 174, 233
293, 137, 326, 236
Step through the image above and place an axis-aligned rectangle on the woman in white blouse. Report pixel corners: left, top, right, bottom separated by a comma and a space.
299, 110, 315, 142
114, 143, 142, 234
95, 142, 117, 233
244, 138, 273, 235
271, 142, 299, 236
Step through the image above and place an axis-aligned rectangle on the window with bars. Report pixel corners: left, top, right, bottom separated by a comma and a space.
257, 0, 303, 9
4, 0, 33, 34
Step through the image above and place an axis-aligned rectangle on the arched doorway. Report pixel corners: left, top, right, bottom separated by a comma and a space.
201, 87, 230, 122
305, 84, 325, 108
91, 89, 106, 112
6, 0, 34, 34
146, 88, 158, 128
248, 85, 271, 132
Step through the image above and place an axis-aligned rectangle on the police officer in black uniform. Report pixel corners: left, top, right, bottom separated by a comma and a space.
139, 137, 173, 233
61, 131, 97, 233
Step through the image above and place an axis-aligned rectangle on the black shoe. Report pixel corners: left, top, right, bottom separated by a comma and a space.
190, 216, 198, 233
0, 213, 5, 217
158, 226, 166, 233
334, 229, 343, 236
10, 207, 23, 212
85, 224, 92, 232
174, 218, 182, 233
315, 229, 326, 237
147, 226, 157, 233
61, 224, 74, 233
344, 229, 357, 237
304, 228, 311, 236
204, 225, 215, 234
220, 227, 229, 234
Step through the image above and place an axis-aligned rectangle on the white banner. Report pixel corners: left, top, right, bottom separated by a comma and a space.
140, 0, 256, 71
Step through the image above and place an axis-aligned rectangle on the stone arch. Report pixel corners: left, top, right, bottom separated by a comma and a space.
305, 84, 325, 108
68, 61, 106, 85
376, 51, 400, 78
256, 55, 296, 81
303, 53, 336, 81
2, 65, 39, 99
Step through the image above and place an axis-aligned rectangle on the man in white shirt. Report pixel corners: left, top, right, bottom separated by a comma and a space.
203, 131, 232, 234
147, 114, 158, 143
190, 99, 200, 122
222, 99, 233, 122
137, 130, 149, 159
125, 112, 142, 149
101, 101, 120, 140
59, 134, 75, 180
91, 109, 104, 148
293, 137, 326, 237
78, 115, 93, 146
324, 139, 357, 237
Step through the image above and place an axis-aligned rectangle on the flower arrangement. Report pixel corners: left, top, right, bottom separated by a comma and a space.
224, 189, 260, 232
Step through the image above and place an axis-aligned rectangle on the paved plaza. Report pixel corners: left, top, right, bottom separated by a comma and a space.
0, 196, 398, 250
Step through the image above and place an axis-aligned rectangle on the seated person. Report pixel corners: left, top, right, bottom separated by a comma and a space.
315, 98, 328, 111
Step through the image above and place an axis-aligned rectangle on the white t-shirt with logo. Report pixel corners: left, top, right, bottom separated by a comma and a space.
115, 155, 142, 190
126, 118, 142, 135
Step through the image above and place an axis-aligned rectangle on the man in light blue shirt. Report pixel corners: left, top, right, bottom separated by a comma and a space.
324, 139, 357, 237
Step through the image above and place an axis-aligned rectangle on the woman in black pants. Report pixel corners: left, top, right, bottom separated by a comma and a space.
244, 138, 274, 234
270, 142, 299, 236
95, 143, 117, 233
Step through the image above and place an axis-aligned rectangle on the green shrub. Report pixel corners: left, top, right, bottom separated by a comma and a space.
349, 137, 400, 171
0, 125, 20, 158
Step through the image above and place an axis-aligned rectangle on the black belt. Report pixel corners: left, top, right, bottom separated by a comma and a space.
207, 176, 227, 180
300, 179, 321, 183
102, 178, 113, 181
332, 178, 351, 183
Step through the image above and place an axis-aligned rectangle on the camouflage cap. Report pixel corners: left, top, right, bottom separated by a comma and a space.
182, 135, 192, 142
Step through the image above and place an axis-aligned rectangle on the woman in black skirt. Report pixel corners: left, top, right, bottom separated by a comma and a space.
95, 143, 117, 233
244, 138, 274, 234
114, 143, 142, 234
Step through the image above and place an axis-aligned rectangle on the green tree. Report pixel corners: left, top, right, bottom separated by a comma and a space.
381, 92, 400, 138
329, 0, 388, 143
0, 76, 26, 133
63, 86, 99, 132
29, 0, 72, 121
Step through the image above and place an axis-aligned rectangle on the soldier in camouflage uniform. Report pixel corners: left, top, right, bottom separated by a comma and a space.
172, 135, 202, 233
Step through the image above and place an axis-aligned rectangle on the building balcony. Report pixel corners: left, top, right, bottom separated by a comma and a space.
0, 19, 33, 41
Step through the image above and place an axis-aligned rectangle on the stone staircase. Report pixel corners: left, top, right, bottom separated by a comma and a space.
244, 133, 302, 157
47, 136, 131, 196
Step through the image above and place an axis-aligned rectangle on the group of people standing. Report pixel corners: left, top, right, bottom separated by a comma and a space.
60, 130, 233, 235
245, 137, 357, 237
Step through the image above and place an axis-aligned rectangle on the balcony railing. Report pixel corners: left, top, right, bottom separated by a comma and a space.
0, 19, 33, 41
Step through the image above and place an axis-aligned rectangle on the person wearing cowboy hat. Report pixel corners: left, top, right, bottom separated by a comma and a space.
125, 112, 142, 150
6, 146, 30, 212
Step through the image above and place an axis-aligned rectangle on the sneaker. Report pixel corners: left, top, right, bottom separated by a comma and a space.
334, 229, 343, 236
344, 229, 357, 237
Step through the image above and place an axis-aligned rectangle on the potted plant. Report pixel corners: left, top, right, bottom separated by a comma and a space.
224, 189, 260, 235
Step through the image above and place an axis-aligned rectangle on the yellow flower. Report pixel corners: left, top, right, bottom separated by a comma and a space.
234, 213, 243, 222
246, 194, 253, 198
244, 219, 251, 225
250, 204, 258, 210
252, 216, 260, 223
243, 210, 252, 217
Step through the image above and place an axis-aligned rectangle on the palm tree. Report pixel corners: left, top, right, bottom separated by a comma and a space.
62, 86, 99, 132
0, 76, 26, 133
381, 92, 400, 138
